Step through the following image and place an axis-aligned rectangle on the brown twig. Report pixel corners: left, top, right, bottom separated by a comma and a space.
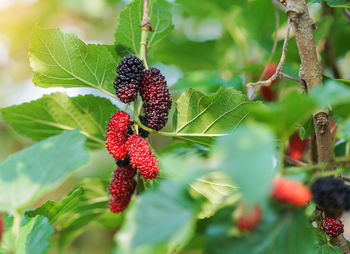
330, 235, 350, 254
280, 72, 304, 84
258, 4, 281, 81
343, 8, 350, 25
272, 0, 287, 12
247, 19, 290, 89
284, 155, 308, 166
285, 0, 333, 167
141, 0, 153, 31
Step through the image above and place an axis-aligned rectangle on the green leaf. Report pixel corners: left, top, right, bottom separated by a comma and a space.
115, 181, 200, 254
309, 80, 350, 118
189, 172, 238, 219
6, 215, 54, 254
299, 119, 314, 140
205, 207, 317, 254
114, 0, 173, 56
173, 87, 262, 146
326, 0, 350, 8
26, 179, 113, 247
1, 93, 116, 149
213, 124, 275, 205
252, 90, 318, 137
337, 118, 350, 141
315, 229, 342, 254
29, 26, 119, 96
0, 130, 89, 212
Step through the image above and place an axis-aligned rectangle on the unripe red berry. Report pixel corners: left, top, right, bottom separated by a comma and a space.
287, 132, 308, 161
321, 218, 344, 237
271, 178, 312, 207
105, 111, 130, 160
126, 134, 159, 179
263, 63, 279, 83
236, 203, 262, 232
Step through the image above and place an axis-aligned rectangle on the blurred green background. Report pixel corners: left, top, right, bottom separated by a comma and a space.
1, 0, 350, 252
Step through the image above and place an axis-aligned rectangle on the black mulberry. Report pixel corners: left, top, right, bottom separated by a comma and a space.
140, 68, 172, 131
311, 176, 350, 214
114, 56, 144, 103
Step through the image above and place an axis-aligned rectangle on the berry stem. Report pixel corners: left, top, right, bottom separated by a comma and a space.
139, 0, 152, 70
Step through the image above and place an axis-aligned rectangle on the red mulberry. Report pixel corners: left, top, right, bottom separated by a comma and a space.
321, 218, 344, 237
114, 56, 144, 103
271, 178, 312, 207
236, 202, 262, 232
105, 111, 130, 160
126, 134, 159, 179
108, 166, 137, 213
140, 68, 172, 131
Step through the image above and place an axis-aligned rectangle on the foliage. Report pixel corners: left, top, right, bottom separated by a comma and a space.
1, 0, 350, 253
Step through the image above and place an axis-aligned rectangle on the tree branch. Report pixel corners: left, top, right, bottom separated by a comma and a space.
258, 4, 280, 81
285, 0, 333, 167
330, 235, 350, 254
343, 8, 350, 25
247, 19, 290, 89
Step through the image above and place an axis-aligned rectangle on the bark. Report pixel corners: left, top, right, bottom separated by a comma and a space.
285, 0, 333, 168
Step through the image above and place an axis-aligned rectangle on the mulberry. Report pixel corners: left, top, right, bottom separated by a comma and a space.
311, 176, 350, 214
138, 115, 150, 138
321, 218, 344, 237
114, 56, 144, 103
109, 166, 137, 213
140, 68, 172, 131
236, 203, 262, 232
271, 178, 312, 207
126, 134, 159, 179
287, 132, 308, 161
105, 111, 130, 160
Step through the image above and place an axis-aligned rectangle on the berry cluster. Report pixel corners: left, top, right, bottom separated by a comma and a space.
311, 176, 350, 215
140, 68, 172, 130
114, 56, 144, 103
321, 218, 344, 237
114, 56, 172, 131
271, 178, 312, 207
109, 166, 137, 213
105, 111, 159, 213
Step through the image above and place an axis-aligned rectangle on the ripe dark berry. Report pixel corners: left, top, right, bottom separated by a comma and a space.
138, 115, 149, 138
321, 218, 344, 237
261, 86, 276, 102
116, 156, 130, 167
140, 68, 172, 131
126, 134, 159, 179
105, 111, 130, 160
311, 176, 350, 214
236, 203, 262, 232
108, 166, 137, 213
114, 56, 144, 103
271, 178, 312, 207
